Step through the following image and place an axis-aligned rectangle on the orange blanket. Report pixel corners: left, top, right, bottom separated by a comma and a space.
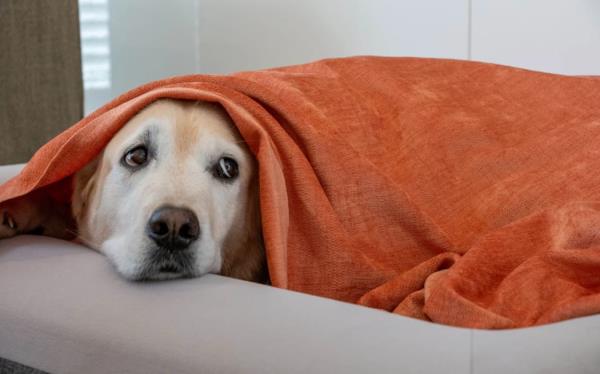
2, 57, 600, 329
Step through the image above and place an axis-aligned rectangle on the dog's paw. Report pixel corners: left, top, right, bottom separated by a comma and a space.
0, 210, 18, 239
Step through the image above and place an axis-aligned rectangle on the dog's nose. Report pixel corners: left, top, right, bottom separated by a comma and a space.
146, 206, 200, 250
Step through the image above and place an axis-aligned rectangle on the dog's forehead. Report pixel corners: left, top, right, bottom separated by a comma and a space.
105, 100, 241, 155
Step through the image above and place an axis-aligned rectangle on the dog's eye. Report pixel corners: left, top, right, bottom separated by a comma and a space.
123, 146, 148, 168
213, 157, 239, 180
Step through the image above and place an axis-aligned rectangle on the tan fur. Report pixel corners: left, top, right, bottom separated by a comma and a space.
220, 169, 268, 282
72, 156, 112, 248
174, 104, 201, 161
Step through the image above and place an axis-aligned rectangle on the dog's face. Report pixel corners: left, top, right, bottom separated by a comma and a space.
73, 100, 264, 281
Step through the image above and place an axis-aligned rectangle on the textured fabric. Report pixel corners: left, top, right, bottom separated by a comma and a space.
1, 57, 600, 328
0, 0, 83, 164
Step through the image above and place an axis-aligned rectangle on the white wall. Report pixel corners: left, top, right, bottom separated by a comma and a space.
109, 0, 198, 96
472, 0, 600, 75
82, 0, 600, 113
195, 0, 469, 74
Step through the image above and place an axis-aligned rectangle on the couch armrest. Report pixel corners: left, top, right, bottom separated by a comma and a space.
0, 237, 472, 374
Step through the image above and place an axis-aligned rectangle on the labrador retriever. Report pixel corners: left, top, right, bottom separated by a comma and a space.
0, 100, 267, 282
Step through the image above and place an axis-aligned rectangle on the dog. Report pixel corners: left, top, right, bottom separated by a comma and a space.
0, 100, 267, 282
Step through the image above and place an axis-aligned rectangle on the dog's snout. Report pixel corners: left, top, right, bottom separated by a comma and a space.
146, 205, 200, 250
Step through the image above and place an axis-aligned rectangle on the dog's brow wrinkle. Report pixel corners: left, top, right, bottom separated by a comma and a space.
140, 127, 155, 145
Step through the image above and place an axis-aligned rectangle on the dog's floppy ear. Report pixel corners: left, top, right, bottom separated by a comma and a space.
71, 156, 100, 227
221, 173, 269, 283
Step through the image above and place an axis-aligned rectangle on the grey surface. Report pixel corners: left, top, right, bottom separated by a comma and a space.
0, 236, 472, 374
0, 0, 83, 164
473, 320, 600, 374
1, 163, 599, 374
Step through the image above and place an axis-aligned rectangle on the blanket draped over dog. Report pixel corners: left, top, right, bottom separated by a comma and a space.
2, 57, 600, 329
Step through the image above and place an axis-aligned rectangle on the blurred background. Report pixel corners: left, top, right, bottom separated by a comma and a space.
1, 0, 600, 163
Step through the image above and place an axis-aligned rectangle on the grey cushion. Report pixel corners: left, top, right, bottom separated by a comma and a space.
0, 164, 599, 374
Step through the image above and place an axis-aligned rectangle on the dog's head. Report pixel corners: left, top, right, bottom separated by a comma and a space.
72, 100, 265, 281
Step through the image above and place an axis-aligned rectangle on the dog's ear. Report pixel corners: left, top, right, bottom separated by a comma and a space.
221, 174, 269, 283
71, 157, 100, 227
221, 218, 268, 283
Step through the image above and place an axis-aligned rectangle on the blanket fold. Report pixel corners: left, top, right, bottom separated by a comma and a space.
2, 56, 600, 328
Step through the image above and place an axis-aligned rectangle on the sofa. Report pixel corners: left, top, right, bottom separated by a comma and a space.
1, 163, 599, 373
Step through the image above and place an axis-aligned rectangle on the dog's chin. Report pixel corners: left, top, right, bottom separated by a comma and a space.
102, 236, 222, 281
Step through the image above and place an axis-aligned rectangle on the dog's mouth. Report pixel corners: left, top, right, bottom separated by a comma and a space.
159, 264, 181, 273
143, 262, 189, 280
139, 249, 196, 281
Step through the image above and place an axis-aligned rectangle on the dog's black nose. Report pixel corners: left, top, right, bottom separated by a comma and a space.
146, 206, 200, 250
